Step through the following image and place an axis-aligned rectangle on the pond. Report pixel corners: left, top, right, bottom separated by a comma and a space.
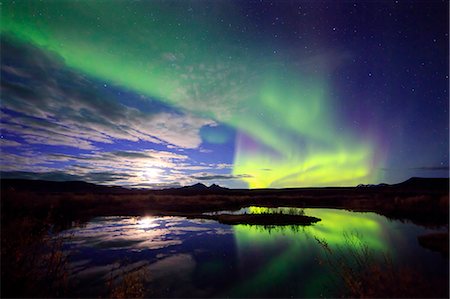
59, 207, 448, 297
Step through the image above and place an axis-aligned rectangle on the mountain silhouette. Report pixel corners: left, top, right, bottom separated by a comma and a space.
208, 183, 228, 191
171, 183, 229, 194
179, 183, 209, 191
1, 177, 447, 194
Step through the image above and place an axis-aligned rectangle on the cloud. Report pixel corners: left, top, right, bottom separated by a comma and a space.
0, 151, 51, 170
381, 166, 449, 172
53, 149, 189, 176
0, 37, 245, 188
126, 182, 182, 189
83, 172, 135, 183
192, 173, 252, 180
0, 35, 214, 150
0, 148, 182, 183
0, 146, 240, 187
211, 163, 233, 169
0, 138, 21, 147
0, 170, 135, 183
0, 171, 83, 181
411, 166, 449, 171
111, 151, 153, 159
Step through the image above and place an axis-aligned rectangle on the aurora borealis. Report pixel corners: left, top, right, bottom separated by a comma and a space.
1, 1, 448, 188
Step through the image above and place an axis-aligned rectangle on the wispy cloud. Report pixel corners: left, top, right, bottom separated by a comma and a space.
381, 166, 449, 172
1, 36, 214, 150
0, 138, 21, 147
192, 173, 252, 180
0, 171, 83, 181
411, 166, 449, 171
0, 148, 235, 187
0, 36, 241, 188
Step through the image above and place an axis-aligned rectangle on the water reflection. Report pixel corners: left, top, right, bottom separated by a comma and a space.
61, 216, 235, 297
228, 208, 445, 297
137, 217, 159, 230
214, 207, 384, 247
59, 209, 446, 297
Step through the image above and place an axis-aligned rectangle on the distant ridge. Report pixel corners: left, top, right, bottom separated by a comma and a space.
0, 177, 447, 194
393, 177, 449, 191
0, 179, 128, 193
357, 177, 448, 192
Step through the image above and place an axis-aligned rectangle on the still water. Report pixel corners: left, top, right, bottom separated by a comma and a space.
60, 207, 447, 297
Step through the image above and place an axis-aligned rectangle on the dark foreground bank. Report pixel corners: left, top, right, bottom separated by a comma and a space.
1, 177, 448, 298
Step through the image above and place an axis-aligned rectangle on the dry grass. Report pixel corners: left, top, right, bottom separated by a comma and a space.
316, 232, 448, 298
1, 215, 71, 297
105, 261, 149, 299
109, 271, 146, 299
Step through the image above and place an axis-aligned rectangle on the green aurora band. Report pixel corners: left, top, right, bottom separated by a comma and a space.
2, 1, 381, 187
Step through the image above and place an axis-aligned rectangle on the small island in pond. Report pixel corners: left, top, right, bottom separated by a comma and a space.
203, 213, 321, 226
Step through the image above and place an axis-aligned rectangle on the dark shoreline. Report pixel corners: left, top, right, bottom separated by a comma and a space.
1, 177, 448, 298
2, 177, 448, 228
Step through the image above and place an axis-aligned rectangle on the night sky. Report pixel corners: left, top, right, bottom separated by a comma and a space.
1, 0, 448, 188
